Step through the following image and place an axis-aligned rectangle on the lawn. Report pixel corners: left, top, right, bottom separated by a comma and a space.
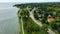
22, 17, 49, 34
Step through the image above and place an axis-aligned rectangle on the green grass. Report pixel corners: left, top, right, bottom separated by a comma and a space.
22, 17, 49, 34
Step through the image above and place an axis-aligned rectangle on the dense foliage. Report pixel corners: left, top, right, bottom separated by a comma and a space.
14, 2, 60, 34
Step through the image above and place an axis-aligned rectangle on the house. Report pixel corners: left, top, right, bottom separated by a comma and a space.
48, 15, 55, 22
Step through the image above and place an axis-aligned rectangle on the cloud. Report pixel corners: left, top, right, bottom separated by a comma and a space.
0, 0, 60, 2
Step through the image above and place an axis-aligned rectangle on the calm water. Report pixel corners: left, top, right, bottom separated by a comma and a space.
0, 3, 19, 34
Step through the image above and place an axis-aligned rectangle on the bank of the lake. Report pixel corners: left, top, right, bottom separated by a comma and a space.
0, 3, 19, 34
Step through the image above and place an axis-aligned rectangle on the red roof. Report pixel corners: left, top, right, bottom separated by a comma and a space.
48, 18, 55, 22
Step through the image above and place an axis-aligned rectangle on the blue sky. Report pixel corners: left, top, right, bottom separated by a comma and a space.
0, 0, 60, 3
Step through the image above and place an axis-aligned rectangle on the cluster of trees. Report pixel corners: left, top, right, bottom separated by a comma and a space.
32, 4, 60, 33
14, 2, 60, 34
50, 22, 60, 34
45, 5, 60, 33
23, 17, 48, 34
41, 5, 60, 33
17, 7, 49, 34
17, 8, 30, 19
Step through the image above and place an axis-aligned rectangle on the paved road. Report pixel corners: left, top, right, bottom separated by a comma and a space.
29, 8, 55, 34
29, 8, 43, 27
47, 28, 55, 34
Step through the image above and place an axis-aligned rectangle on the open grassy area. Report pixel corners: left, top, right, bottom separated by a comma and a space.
14, 2, 60, 34
22, 17, 49, 34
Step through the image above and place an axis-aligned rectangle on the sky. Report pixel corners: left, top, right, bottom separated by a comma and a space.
0, 0, 60, 3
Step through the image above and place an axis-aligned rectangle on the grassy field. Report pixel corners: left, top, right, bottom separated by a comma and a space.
21, 17, 49, 34
14, 3, 60, 34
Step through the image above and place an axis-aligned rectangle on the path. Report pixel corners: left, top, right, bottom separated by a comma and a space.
29, 8, 55, 34
21, 17, 24, 34
47, 28, 55, 34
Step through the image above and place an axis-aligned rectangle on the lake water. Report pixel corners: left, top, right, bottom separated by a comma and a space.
0, 3, 19, 34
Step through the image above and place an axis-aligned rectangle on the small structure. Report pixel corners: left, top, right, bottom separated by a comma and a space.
48, 18, 55, 22
48, 15, 55, 22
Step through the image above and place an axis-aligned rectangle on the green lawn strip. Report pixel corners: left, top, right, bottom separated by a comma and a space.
19, 18, 23, 34
24, 29, 28, 34
23, 17, 49, 34
23, 17, 41, 34
19, 17, 24, 34
29, 17, 40, 27
20, 32, 23, 34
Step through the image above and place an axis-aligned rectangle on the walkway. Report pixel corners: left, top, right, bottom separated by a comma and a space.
29, 8, 55, 34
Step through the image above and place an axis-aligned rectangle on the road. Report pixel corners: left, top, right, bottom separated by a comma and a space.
47, 28, 56, 34
29, 8, 43, 27
29, 8, 55, 34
